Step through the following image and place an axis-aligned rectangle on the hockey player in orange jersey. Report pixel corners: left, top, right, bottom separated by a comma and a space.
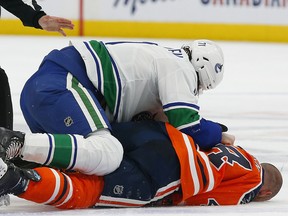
0, 121, 283, 208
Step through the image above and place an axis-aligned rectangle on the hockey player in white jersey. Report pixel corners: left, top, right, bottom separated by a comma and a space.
69, 39, 228, 146
2, 39, 233, 176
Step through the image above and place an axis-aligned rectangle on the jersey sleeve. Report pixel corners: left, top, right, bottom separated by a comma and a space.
0, 0, 46, 28
165, 123, 263, 205
157, 53, 221, 149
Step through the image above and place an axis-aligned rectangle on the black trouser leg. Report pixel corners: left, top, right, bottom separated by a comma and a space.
0, 67, 13, 129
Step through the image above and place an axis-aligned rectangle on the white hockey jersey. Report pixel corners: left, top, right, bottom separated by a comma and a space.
71, 40, 200, 130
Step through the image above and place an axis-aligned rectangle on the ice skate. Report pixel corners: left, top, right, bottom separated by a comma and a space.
0, 127, 25, 161
0, 158, 40, 198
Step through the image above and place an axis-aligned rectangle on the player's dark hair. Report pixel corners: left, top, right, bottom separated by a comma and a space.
182, 46, 192, 61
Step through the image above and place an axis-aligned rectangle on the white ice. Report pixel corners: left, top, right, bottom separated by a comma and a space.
0, 36, 288, 215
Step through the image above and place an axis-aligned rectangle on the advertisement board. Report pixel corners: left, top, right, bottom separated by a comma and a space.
1, 0, 287, 42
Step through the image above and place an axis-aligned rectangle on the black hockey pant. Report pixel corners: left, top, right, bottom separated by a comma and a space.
0, 67, 13, 129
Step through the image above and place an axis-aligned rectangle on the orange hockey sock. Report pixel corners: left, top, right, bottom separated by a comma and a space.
19, 167, 104, 209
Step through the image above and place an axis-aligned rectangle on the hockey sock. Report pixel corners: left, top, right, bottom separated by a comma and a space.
22, 130, 123, 175
19, 167, 104, 209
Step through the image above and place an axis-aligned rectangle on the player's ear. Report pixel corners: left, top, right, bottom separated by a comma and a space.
258, 189, 272, 198
253, 187, 273, 202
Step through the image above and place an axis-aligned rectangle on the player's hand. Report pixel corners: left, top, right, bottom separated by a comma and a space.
221, 133, 235, 146
38, 15, 74, 36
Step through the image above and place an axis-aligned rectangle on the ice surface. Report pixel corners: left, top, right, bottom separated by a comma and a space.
0, 36, 287, 215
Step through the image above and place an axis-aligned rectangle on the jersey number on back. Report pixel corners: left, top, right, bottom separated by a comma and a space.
207, 145, 252, 171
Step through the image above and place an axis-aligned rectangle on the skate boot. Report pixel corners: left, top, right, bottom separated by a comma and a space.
0, 158, 41, 198
0, 127, 25, 161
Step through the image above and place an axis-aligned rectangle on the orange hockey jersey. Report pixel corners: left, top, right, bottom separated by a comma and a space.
165, 123, 263, 206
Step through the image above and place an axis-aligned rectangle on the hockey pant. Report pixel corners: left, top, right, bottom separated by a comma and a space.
20, 58, 110, 136
0, 67, 13, 129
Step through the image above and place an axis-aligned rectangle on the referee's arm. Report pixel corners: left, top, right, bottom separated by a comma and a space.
0, 0, 46, 29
